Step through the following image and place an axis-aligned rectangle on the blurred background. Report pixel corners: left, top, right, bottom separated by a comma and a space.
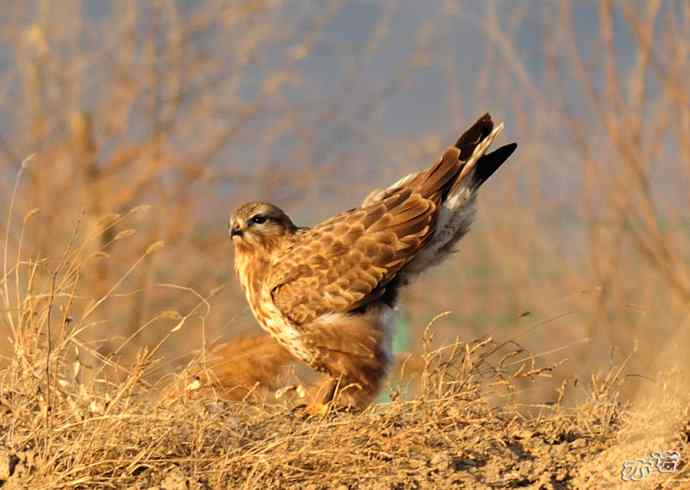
0, 0, 688, 404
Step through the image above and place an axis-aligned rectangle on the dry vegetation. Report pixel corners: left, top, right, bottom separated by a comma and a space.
1, 1, 690, 488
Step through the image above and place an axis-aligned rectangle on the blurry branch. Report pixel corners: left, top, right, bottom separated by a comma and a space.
2, 0, 428, 357
601, 1, 690, 309
549, 1, 690, 313
478, 0, 542, 106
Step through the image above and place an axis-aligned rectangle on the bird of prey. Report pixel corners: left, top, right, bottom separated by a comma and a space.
228, 114, 517, 413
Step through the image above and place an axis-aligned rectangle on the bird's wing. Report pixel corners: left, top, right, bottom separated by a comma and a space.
268, 149, 463, 325
269, 113, 517, 325
362, 113, 517, 277
361, 113, 495, 206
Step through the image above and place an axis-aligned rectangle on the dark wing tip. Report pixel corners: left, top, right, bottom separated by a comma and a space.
474, 142, 518, 188
455, 113, 495, 160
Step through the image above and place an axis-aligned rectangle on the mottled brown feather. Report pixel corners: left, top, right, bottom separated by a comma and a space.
269, 187, 441, 325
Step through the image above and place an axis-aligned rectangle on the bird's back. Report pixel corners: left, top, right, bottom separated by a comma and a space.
266, 114, 516, 322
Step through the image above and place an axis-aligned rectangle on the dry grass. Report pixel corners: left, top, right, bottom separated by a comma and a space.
1, 294, 689, 488
0, 220, 688, 487
1, 1, 690, 488
2, 277, 688, 488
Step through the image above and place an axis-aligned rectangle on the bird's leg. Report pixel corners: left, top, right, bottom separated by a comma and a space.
321, 377, 339, 403
306, 373, 382, 416
304, 376, 339, 417
275, 384, 306, 400
293, 367, 383, 418
297, 312, 392, 416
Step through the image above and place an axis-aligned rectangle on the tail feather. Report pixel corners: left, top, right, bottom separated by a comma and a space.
400, 114, 517, 277
451, 121, 508, 194
473, 143, 518, 189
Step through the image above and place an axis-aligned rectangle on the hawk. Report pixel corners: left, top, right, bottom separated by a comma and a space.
229, 114, 517, 412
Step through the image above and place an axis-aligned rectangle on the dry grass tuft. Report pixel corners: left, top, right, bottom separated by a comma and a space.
1, 259, 688, 488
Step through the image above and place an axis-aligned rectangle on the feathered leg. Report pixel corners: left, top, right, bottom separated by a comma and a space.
301, 308, 393, 414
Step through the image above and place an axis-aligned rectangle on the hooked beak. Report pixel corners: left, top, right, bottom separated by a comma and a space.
230, 225, 242, 239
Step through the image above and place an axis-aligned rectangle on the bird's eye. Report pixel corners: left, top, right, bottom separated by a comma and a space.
250, 215, 267, 225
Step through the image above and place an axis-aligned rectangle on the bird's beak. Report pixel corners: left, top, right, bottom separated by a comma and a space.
230, 225, 242, 239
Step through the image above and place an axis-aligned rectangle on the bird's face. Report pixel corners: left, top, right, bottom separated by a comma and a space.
229, 201, 297, 253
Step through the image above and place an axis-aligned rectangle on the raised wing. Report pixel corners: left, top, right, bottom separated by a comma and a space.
362, 113, 495, 206
269, 113, 517, 326
268, 149, 463, 325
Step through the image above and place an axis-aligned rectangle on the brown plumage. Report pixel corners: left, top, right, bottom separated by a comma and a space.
164, 334, 296, 403
228, 113, 517, 412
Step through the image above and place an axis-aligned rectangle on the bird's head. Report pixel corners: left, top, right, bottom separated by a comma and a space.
229, 201, 297, 253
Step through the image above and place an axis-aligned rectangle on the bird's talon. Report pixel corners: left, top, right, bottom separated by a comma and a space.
289, 401, 332, 419
275, 384, 307, 400
305, 402, 330, 418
